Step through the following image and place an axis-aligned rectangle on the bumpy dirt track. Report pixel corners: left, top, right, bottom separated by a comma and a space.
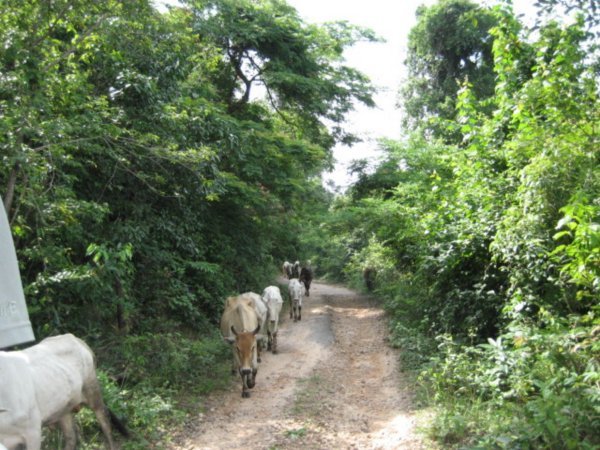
173, 281, 429, 450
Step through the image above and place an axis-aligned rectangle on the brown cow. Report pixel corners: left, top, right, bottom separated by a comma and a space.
220, 295, 262, 398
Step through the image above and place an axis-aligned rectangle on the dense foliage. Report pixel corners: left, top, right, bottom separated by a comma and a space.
2, 0, 598, 448
307, 1, 599, 448
0, 0, 374, 446
400, 0, 500, 142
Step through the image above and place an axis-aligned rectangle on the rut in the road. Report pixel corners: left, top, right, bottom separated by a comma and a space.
174, 282, 427, 450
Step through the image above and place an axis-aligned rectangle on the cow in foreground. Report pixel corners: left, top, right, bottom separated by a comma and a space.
261, 286, 284, 353
0, 333, 127, 450
299, 265, 313, 297
221, 294, 263, 397
288, 278, 303, 322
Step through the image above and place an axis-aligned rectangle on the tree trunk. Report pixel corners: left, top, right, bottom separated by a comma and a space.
3, 163, 20, 216
114, 277, 128, 334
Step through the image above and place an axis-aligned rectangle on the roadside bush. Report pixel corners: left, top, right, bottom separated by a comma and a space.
104, 332, 231, 393
421, 314, 600, 449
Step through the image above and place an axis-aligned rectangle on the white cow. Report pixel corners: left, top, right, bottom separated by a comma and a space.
288, 278, 303, 322
239, 292, 268, 362
261, 286, 284, 353
282, 261, 293, 279
0, 334, 125, 450
292, 260, 301, 278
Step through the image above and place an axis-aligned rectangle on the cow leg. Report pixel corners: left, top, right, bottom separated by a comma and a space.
257, 338, 262, 363
248, 368, 257, 389
241, 374, 250, 398
241, 372, 248, 397
22, 429, 41, 450
58, 413, 78, 450
272, 332, 278, 354
298, 306, 302, 321
23, 410, 43, 450
241, 369, 256, 397
83, 381, 116, 450
267, 330, 272, 351
92, 407, 116, 450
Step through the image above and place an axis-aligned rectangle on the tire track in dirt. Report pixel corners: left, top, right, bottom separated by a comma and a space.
173, 281, 428, 450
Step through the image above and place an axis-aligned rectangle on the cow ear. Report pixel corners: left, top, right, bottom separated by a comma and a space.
231, 325, 238, 336
252, 324, 261, 335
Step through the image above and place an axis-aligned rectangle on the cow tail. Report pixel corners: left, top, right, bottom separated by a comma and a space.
108, 408, 130, 437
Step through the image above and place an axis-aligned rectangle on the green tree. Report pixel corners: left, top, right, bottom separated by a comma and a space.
399, 0, 502, 142
185, 0, 377, 146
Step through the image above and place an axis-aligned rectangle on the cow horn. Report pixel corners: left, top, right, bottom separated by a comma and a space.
231, 325, 238, 336
252, 324, 260, 335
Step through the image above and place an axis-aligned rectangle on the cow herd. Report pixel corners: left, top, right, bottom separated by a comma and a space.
221, 260, 313, 398
0, 261, 314, 449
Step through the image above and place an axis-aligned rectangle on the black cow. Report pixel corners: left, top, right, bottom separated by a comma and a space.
299, 266, 313, 297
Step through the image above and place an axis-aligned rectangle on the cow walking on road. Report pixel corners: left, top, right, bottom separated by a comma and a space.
299, 265, 313, 297
261, 286, 284, 353
221, 294, 263, 398
282, 261, 293, 279
292, 261, 300, 278
288, 278, 303, 322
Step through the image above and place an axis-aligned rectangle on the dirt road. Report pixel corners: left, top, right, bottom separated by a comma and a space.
174, 281, 428, 450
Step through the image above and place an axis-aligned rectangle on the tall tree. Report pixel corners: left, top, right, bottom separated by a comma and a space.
399, 0, 500, 142
185, 0, 377, 146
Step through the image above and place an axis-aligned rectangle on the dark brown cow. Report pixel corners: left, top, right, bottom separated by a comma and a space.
299, 266, 313, 296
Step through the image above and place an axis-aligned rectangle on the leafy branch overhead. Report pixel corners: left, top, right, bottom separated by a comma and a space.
185, 0, 377, 143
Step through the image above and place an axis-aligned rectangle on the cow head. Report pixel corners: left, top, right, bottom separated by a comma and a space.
229, 324, 261, 396
229, 324, 261, 373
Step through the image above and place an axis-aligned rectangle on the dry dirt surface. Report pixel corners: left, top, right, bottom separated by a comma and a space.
173, 281, 430, 450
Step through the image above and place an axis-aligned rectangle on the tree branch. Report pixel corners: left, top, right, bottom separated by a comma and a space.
42, 13, 109, 73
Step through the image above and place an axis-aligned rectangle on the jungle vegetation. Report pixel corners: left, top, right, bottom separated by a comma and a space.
308, 0, 599, 448
1, 0, 598, 448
